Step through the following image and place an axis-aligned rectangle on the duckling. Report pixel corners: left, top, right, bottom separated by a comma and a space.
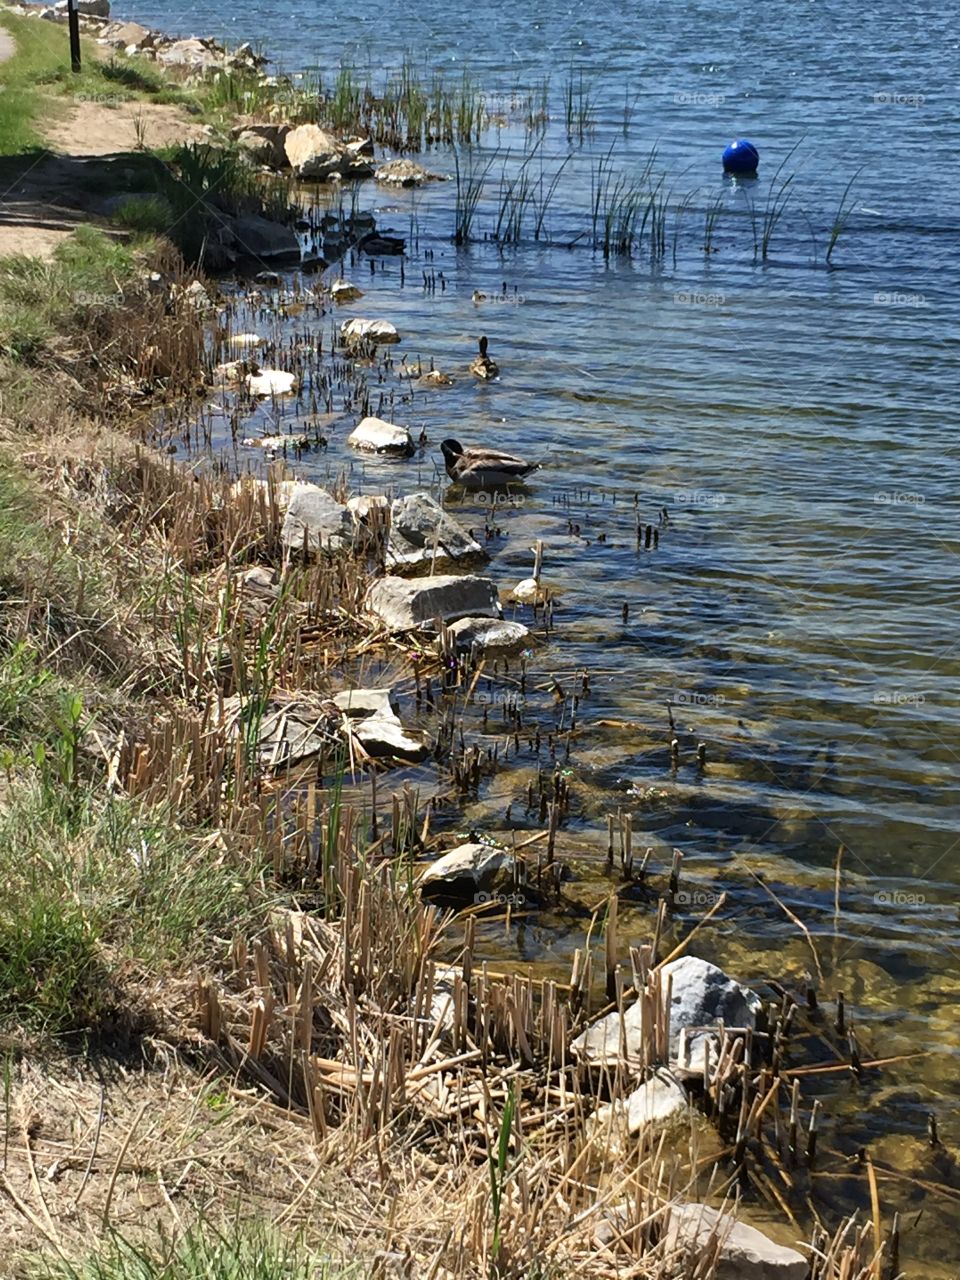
470, 335, 499, 380
440, 438, 538, 487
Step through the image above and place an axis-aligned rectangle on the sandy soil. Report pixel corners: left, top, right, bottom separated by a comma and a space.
43, 97, 208, 157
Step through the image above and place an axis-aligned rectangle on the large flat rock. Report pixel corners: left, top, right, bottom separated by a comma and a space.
347, 416, 413, 456
365, 574, 500, 632
663, 1204, 807, 1280
419, 842, 517, 901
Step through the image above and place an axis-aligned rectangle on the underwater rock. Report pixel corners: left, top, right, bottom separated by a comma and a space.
346, 416, 413, 456
330, 279, 363, 302
365, 573, 500, 632
387, 492, 485, 571
418, 842, 517, 901
280, 484, 353, 555
375, 158, 448, 187
443, 616, 530, 654
662, 1204, 806, 1280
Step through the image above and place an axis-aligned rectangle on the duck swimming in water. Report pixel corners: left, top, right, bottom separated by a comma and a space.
469, 335, 499, 380
440, 438, 538, 487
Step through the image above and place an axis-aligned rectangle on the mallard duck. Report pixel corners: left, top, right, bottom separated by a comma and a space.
470, 335, 499, 380
440, 438, 538, 487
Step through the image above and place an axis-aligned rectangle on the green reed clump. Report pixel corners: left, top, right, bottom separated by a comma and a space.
590, 145, 658, 257
563, 65, 596, 143
453, 147, 498, 244
703, 192, 723, 253
745, 141, 802, 261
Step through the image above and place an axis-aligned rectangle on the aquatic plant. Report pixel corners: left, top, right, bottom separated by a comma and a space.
563, 65, 596, 143
702, 192, 723, 254
452, 146, 498, 245
747, 141, 802, 261
826, 168, 862, 265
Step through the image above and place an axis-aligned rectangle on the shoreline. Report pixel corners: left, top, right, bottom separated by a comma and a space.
0, 9, 939, 1277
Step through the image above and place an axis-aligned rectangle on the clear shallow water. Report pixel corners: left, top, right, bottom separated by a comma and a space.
133, 0, 959, 1266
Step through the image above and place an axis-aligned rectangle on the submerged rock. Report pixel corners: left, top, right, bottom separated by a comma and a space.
280, 484, 353, 555
443, 616, 530, 654
341, 317, 400, 346
246, 368, 298, 397
220, 694, 337, 770
365, 574, 500, 632
346, 416, 413, 456
571, 955, 761, 1074
375, 158, 448, 187
419, 842, 517, 901
663, 1204, 807, 1280
330, 279, 363, 302
387, 493, 485, 571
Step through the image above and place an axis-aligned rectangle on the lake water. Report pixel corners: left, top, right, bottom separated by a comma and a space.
127, 0, 960, 1267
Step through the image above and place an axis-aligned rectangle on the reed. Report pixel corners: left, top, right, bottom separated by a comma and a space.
826, 168, 862, 265
452, 147, 498, 245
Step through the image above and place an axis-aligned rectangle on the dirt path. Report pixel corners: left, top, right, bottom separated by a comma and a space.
0, 24, 205, 259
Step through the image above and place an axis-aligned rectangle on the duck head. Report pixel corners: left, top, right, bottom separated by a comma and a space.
478, 335, 489, 357
440, 438, 464, 468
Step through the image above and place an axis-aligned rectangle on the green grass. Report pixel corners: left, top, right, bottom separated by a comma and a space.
0, 12, 187, 155
0, 225, 144, 360
30, 1222, 359, 1280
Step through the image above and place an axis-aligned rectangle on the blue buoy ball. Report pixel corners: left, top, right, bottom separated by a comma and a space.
722, 139, 759, 175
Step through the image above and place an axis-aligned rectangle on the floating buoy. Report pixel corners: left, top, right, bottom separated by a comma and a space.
722, 138, 759, 175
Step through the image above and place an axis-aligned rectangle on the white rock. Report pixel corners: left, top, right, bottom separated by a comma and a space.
354, 712, 426, 760
512, 577, 544, 604
418, 843, 516, 898
280, 484, 354, 555
443, 617, 530, 654
284, 123, 342, 179
346, 416, 413, 456
228, 332, 266, 349
246, 368, 297, 397
230, 476, 299, 508
663, 1204, 807, 1280
341, 317, 400, 346
333, 688, 397, 719
347, 494, 389, 521
365, 574, 500, 632
589, 1070, 689, 1146
387, 492, 485, 570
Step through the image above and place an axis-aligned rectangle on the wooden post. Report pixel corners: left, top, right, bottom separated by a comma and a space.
68, 0, 82, 72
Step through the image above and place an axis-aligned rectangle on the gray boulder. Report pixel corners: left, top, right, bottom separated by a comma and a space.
387, 493, 485, 571
663, 1204, 807, 1280
333, 688, 397, 719
365, 574, 500, 632
419, 842, 517, 901
571, 955, 761, 1074
234, 123, 291, 169
226, 213, 300, 261
443, 616, 530, 654
590, 1070, 689, 1144
280, 484, 354, 555
341, 317, 400, 346
156, 37, 220, 70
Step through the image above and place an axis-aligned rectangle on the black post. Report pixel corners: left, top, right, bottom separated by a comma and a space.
67, 0, 81, 73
